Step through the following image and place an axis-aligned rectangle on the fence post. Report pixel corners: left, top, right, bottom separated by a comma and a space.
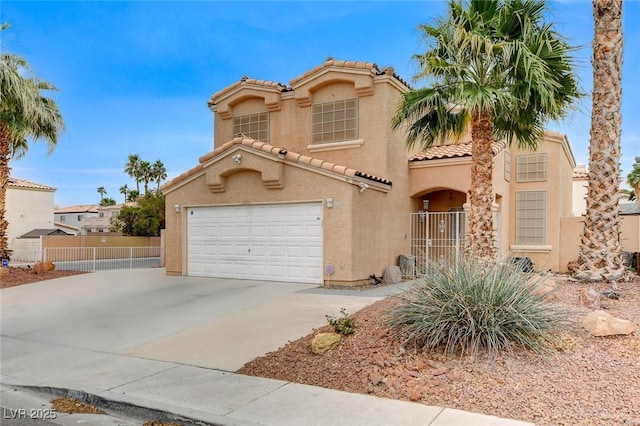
129, 247, 133, 269
92, 247, 96, 271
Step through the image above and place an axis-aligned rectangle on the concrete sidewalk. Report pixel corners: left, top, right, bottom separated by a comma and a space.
1, 269, 533, 426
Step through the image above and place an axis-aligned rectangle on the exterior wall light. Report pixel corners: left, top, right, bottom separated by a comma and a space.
423, 199, 429, 211
174, 204, 180, 213
232, 154, 242, 164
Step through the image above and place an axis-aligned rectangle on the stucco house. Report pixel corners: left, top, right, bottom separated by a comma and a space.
162, 58, 576, 285
6, 178, 57, 261
82, 202, 137, 234
54, 205, 99, 235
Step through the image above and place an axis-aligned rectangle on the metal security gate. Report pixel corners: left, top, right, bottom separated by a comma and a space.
410, 211, 466, 274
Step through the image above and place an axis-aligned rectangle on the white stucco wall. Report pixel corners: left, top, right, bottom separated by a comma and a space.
6, 186, 55, 251
572, 179, 587, 216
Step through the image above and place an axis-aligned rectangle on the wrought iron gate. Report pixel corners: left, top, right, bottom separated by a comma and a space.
410, 211, 466, 274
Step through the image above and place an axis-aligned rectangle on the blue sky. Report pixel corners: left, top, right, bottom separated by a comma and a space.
2, 1, 639, 207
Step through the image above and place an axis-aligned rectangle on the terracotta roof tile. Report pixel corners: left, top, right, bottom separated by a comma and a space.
54, 204, 99, 214
209, 76, 289, 106
163, 136, 392, 190
410, 141, 506, 162
573, 166, 589, 180
7, 178, 55, 191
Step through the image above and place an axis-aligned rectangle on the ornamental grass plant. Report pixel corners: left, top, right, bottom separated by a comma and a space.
388, 258, 570, 360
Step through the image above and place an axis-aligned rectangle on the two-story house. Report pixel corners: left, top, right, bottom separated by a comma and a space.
54, 205, 99, 235
161, 58, 576, 285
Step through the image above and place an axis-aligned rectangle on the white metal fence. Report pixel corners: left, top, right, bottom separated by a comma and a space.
36, 247, 163, 272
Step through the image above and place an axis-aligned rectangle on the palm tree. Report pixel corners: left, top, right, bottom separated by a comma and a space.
575, 0, 624, 281
97, 186, 106, 202
100, 197, 116, 207
139, 160, 151, 195
151, 160, 167, 191
392, 0, 581, 262
119, 184, 129, 203
0, 25, 65, 259
626, 156, 640, 202
124, 154, 142, 193
127, 189, 140, 202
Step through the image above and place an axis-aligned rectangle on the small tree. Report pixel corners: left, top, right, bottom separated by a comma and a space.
111, 192, 164, 236
119, 184, 129, 203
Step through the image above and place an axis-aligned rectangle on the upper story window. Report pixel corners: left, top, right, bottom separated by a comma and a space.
311, 98, 358, 144
77, 214, 83, 221
99, 212, 104, 218
60, 215, 66, 222
232, 112, 269, 142
516, 153, 548, 182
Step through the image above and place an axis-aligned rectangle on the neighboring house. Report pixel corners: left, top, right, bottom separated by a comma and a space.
54, 205, 99, 235
82, 202, 137, 233
5, 178, 56, 261
162, 58, 577, 285
572, 165, 588, 217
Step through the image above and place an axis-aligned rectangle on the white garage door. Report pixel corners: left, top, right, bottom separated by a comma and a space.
187, 203, 323, 284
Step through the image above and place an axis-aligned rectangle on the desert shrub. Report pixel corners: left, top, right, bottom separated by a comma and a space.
388, 258, 569, 359
327, 308, 356, 335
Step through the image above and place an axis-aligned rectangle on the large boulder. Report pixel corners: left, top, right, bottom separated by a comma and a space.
311, 332, 341, 354
383, 266, 402, 284
32, 261, 55, 274
583, 310, 637, 337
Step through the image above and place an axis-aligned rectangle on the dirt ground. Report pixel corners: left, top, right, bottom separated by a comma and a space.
0, 267, 86, 289
238, 276, 640, 426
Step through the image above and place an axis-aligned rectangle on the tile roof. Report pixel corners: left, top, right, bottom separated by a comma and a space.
209, 58, 411, 109
19, 228, 71, 238
289, 57, 410, 89
54, 204, 100, 214
573, 166, 589, 180
620, 202, 640, 215
410, 141, 506, 162
163, 136, 392, 190
7, 178, 55, 191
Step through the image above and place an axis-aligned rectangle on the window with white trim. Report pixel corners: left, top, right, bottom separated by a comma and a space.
516, 153, 548, 182
311, 98, 358, 144
232, 112, 269, 142
516, 190, 547, 245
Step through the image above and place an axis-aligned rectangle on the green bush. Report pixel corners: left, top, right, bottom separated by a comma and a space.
327, 308, 356, 335
388, 258, 569, 359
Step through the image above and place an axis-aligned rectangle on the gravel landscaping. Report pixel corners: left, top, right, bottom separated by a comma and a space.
238, 276, 640, 426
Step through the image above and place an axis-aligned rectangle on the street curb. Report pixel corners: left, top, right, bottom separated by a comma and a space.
4, 383, 259, 426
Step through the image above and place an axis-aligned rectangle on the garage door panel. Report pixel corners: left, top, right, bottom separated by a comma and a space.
187, 203, 322, 284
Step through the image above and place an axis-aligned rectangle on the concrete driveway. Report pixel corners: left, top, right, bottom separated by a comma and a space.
1, 269, 388, 381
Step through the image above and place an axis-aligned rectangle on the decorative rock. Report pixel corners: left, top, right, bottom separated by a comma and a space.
32, 261, 55, 274
431, 367, 448, 376
311, 332, 341, 354
383, 266, 402, 284
409, 389, 422, 402
583, 310, 638, 337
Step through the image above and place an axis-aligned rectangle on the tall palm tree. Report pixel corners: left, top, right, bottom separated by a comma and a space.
97, 186, 106, 202
575, 0, 624, 281
392, 0, 581, 262
626, 156, 640, 203
139, 160, 151, 195
0, 26, 65, 259
151, 159, 167, 191
124, 154, 142, 193
119, 184, 129, 203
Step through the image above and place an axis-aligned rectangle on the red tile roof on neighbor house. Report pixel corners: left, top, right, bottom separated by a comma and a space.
410, 141, 507, 161
573, 165, 589, 180
54, 205, 99, 214
163, 136, 392, 191
7, 178, 55, 191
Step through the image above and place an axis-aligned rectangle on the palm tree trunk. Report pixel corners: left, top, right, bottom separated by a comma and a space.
0, 121, 13, 260
465, 108, 496, 262
576, 0, 624, 281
